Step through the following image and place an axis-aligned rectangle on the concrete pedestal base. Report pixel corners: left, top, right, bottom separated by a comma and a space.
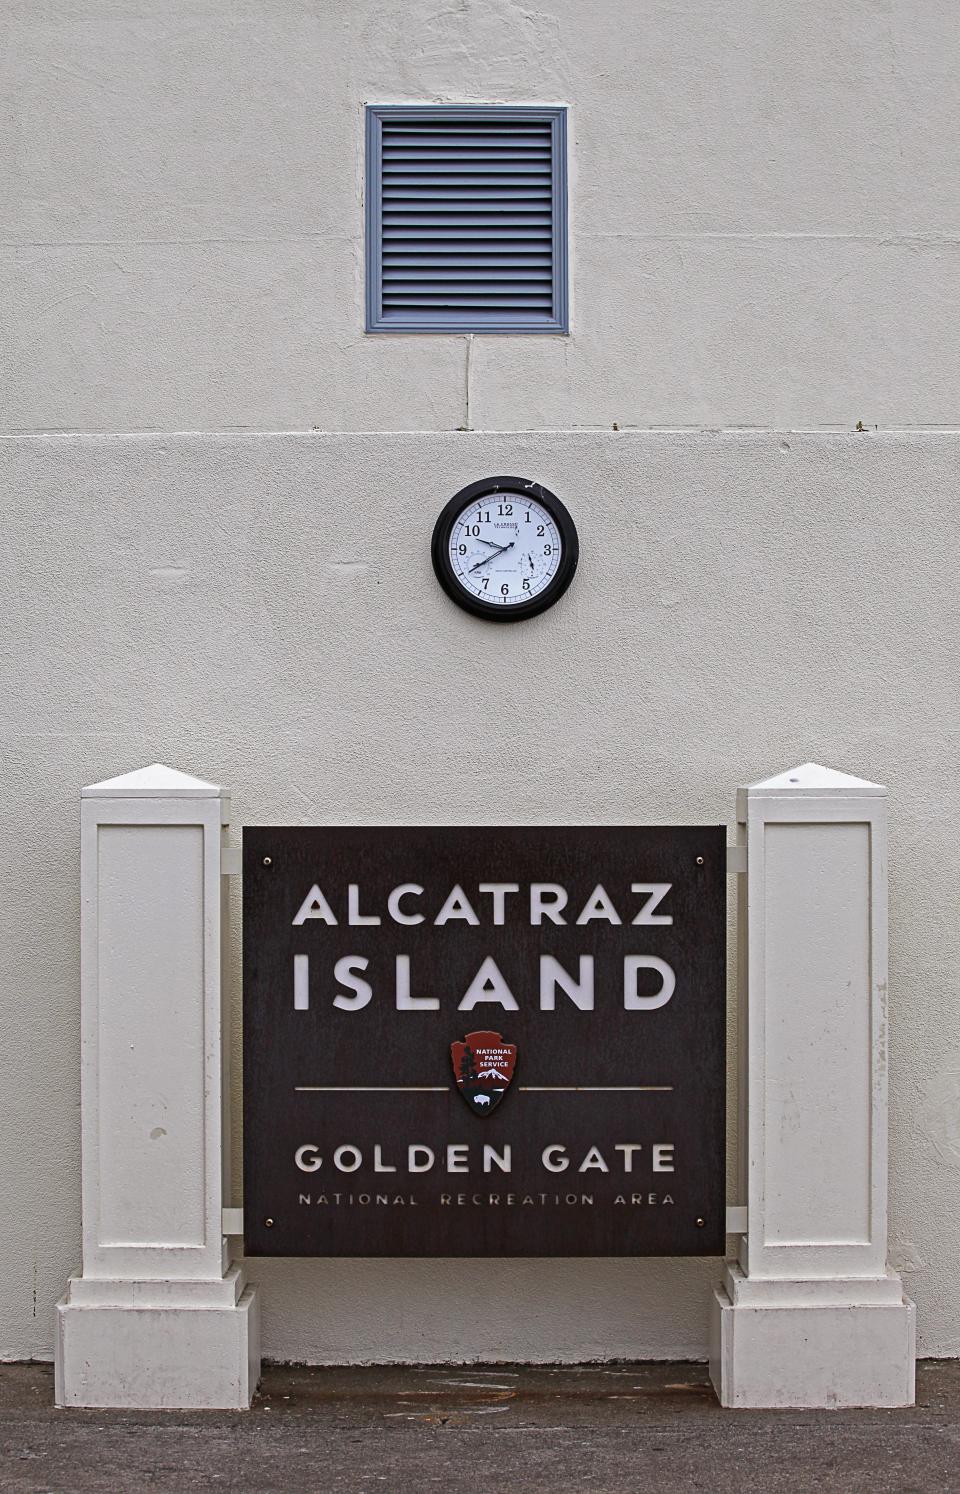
710, 1265, 915, 1408
55, 1271, 260, 1409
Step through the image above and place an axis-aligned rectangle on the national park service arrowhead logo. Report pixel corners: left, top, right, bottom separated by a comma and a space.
451, 1030, 517, 1116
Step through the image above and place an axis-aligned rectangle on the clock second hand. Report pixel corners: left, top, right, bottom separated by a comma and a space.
468, 541, 514, 574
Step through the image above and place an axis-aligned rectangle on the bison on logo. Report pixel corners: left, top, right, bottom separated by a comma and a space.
451, 1030, 517, 1116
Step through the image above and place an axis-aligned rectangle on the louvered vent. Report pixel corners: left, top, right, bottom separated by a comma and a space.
366, 106, 568, 333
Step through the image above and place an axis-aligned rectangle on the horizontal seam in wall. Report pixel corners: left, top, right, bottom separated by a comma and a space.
3, 232, 960, 249
6, 425, 960, 440
1, 234, 355, 248
575, 232, 960, 244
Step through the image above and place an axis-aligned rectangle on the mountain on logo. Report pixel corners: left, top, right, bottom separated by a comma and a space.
450, 1030, 518, 1116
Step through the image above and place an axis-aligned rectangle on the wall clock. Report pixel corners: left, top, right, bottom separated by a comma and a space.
431, 476, 579, 622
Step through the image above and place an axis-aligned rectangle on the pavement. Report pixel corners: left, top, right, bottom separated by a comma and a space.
2, 1361, 959, 1493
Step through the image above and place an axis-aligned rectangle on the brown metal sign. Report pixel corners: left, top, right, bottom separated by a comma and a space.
242, 825, 726, 1257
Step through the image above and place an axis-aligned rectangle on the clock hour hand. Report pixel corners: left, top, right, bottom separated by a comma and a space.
468, 541, 514, 573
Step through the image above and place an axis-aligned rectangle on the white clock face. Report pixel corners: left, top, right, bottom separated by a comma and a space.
447, 492, 563, 608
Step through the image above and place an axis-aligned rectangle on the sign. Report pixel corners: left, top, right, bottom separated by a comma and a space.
243, 826, 726, 1257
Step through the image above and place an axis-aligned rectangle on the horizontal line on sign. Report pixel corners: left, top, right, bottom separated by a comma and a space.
518, 1086, 673, 1093
295, 1086, 449, 1093
294, 1085, 673, 1094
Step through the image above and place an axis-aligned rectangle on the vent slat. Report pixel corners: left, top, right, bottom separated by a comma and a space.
382, 166, 552, 174
380, 311, 552, 324
381, 153, 551, 164
384, 270, 551, 283
370, 109, 563, 329
383, 189, 552, 201
380, 161, 552, 171
382, 174, 553, 188
382, 296, 554, 307
383, 156, 550, 167
382, 129, 552, 143
383, 229, 552, 241
383, 256, 553, 266
383, 211, 551, 219
383, 216, 552, 228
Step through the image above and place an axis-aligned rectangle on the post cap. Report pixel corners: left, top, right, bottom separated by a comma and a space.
82, 763, 227, 799
743, 761, 886, 797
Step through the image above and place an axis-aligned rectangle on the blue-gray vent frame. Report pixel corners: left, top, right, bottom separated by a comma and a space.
365, 104, 569, 335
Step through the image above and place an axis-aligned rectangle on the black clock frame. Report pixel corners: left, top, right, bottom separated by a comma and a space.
431, 476, 579, 623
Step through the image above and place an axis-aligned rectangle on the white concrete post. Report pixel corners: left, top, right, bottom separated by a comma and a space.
711, 763, 915, 1407
56, 764, 259, 1408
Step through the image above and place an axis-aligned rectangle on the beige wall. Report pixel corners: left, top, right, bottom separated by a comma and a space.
3, 0, 959, 1363
4, 0, 960, 433
2, 429, 959, 1361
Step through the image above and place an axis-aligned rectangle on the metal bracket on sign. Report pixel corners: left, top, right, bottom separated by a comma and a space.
222, 1207, 244, 1235
726, 845, 746, 875
221, 846, 242, 877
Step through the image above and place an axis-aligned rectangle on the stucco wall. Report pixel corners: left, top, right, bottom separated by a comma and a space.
4, 0, 959, 1368
5, 0, 960, 433
2, 428, 958, 1362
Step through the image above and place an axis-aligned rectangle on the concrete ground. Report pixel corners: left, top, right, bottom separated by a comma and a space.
2, 1361, 959, 1493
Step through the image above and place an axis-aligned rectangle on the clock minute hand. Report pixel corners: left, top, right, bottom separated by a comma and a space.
468, 541, 514, 573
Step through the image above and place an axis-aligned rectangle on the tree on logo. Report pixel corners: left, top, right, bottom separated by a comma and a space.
459, 1048, 478, 1084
